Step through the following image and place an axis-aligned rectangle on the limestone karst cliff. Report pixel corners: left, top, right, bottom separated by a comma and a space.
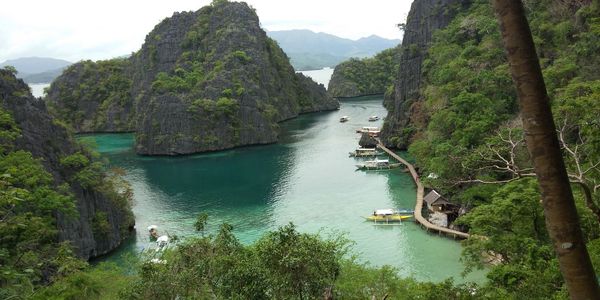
1, 69, 134, 259
46, 1, 338, 155
327, 46, 400, 98
380, 0, 466, 148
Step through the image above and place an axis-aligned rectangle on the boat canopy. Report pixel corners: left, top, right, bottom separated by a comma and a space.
374, 209, 395, 215
361, 126, 379, 131
373, 159, 389, 163
147, 225, 158, 231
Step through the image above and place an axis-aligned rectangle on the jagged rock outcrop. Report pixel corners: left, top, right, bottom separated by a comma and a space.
328, 65, 361, 98
46, 1, 338, 155
132, 1, 338, 155
328, 47, 400, 98
46, 59, 134, 133
359, 133, 378, 148
381, 0, 467, 148
0, 69, 134, 259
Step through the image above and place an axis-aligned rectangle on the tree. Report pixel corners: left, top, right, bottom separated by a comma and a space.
458, 124, 600, 224
2, 65, 17, 75
194, 212, 208, 236
492, 0, 600, 298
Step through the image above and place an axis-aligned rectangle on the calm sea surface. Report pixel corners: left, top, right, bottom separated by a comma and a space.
299, 67, 334, 87
29, 83, 50, 98
89, 92, 484, 282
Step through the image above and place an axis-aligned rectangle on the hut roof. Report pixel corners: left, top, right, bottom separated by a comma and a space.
424, 190, 451, 206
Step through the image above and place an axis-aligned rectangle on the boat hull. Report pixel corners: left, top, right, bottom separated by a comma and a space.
356, 163, 403, 170
365, 215, 413, 222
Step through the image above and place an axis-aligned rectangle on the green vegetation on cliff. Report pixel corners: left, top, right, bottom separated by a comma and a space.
130, 1, 337, 155
46, 58, 133, 132
328, 46, 400, 98
46, 0, 338, 156
378, 0, 600, 298
0, 68, 134, 298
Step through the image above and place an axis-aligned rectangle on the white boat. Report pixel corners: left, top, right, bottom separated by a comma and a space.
349, 147, 381, 157
356, 159, 402, 170
340, 116, 350, 122
368, 115, 380, 121
355, 126, 380, 136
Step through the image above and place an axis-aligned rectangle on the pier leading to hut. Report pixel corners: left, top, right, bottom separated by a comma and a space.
375, 139, 470, 239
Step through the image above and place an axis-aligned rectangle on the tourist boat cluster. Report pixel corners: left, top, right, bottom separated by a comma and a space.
341, 112, 415, 223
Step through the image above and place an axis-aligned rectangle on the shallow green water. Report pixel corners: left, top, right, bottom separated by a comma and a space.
89, 96, 484, 283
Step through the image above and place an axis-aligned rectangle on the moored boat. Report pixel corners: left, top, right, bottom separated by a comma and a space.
368, 115, 380, 121
349, 147, 382, 157
355, 126, 380, 136
356, 159, 402, 170
340, 116, 350, 122
396, 208, 415, 215
365, 209, 413, 223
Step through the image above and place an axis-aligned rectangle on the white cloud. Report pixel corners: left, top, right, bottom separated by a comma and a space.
0, 0, 412, 62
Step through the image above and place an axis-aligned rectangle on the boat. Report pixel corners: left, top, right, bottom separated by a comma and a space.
340, 116, 350, 122
145, 225, 170, 253
396, 208, 415, 215
368, 115, 380, 121
365, 209, 413, 223
355, 126, 380, 136
349, 147, 382, 157
355, 159, 402, 170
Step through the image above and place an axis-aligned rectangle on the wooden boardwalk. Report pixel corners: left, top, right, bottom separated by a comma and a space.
376, 140, 470, 239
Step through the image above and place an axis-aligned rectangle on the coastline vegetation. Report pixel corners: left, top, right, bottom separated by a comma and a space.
380, 0, 600, 298
328, 46, 400, 98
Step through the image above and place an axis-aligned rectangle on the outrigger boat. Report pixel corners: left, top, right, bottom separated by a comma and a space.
356, 159, 402, 170
365, 209, 413, 223
355, 126, 380, 136
349, 147, 382, 157
340, 116, 350, 122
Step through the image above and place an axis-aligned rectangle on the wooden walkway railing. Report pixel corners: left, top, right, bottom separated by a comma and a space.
376, 140, 470, 239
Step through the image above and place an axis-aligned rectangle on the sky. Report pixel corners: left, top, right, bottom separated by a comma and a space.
0, 0, 412, 63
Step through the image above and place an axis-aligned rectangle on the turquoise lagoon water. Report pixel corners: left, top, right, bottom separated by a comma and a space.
89, 96, 484, 283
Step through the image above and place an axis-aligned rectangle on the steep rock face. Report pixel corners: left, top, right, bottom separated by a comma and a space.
327, 66, 360, 98
381, 0, 467, 148
0, 69, 134, 259
328, 47, 400, 98
46, 59, 134, 133
132, 1, 337, 155
46, 1, 338, 156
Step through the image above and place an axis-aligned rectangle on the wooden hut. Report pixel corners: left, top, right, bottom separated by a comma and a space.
423, 190, 454, 212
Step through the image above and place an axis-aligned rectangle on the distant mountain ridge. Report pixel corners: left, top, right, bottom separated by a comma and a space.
0, 57, 72, 83
267, 29, 400, 71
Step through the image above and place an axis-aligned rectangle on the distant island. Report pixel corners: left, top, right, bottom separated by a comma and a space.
267, 29, 400, 71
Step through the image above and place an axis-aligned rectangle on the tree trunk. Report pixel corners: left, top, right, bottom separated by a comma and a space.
492, 1, 600, 299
